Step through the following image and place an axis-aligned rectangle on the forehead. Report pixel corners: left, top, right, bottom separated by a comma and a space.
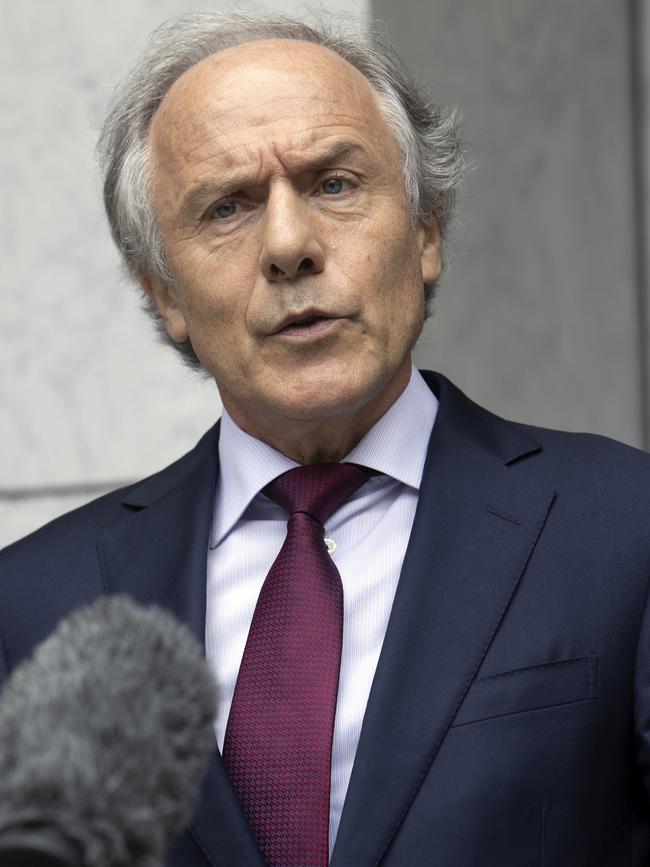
148, 39, 398, 183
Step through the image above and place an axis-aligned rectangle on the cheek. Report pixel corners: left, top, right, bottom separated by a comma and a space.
369, 228, 425, 306
176, 245, 259, 329
375, 244, 426, 344
350, 200, 421, 277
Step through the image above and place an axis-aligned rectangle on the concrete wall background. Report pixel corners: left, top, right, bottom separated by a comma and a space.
373, 0, 648, 450
2, 0, 647, 548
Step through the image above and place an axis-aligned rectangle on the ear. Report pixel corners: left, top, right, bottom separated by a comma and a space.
139, 273, 189, 343
416, 220, 442, 285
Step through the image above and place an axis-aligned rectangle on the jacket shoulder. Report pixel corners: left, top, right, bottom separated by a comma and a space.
422, 370, 650, 497
0, 423, 219, 568
0, 424, 219, 672
518, 420, 650, 484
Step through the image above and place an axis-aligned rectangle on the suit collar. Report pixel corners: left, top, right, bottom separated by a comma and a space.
120, 423, 220, 511
421, 371, 542, 466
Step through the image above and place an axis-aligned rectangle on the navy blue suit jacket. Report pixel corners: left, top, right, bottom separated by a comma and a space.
2, 371, 650, 866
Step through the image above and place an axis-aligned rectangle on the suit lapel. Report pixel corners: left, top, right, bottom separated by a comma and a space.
97, 423, 265, 867
331, 373, 555, 867
97, 447, 216, 643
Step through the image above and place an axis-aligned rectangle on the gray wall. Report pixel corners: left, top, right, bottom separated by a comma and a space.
374, 0, 648, 449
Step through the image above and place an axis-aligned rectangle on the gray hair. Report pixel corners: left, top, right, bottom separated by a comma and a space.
98, 10, 464, 370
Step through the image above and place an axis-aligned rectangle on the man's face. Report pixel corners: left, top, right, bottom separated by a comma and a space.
146, 40, 441, 436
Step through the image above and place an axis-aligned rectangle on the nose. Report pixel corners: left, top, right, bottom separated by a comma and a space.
260, 183, 325, 282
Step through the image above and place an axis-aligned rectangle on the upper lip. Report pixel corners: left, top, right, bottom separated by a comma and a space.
272, 309, 340, 334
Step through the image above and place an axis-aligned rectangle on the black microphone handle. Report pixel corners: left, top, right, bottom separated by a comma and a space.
0, 826, 83, 867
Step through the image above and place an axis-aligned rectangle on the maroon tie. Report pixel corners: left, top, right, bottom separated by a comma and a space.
222, 463, 371, 867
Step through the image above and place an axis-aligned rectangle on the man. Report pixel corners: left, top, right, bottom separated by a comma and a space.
1, 10, 649, 866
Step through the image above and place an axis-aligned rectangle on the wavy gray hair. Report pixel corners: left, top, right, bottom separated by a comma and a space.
98, 10, 464, 370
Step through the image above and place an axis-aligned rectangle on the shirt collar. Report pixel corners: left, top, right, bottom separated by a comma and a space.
211, 365, 438, 547
344, 366, 438, 486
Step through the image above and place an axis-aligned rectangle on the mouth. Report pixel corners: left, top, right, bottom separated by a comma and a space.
273, 311, 342, 338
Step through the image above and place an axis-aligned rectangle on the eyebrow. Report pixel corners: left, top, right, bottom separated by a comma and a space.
177, 142, 369, 219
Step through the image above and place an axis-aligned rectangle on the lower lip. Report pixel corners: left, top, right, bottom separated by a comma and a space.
276, 318, 342, 339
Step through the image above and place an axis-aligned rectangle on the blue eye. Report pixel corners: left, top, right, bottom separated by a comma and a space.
321, 177, 346, 195
212, 201, 237, 219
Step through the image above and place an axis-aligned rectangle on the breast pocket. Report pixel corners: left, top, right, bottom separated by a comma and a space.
451, 656, 600, 727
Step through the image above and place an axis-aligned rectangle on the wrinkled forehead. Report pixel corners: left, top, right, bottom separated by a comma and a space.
148, 39, 391, 159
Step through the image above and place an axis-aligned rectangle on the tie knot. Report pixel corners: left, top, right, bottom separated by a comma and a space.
264, 463, 371, 525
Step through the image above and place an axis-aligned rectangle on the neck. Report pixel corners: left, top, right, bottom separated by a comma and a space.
220, 365, 411, 464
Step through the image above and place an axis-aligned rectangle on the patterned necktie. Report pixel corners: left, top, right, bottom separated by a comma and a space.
223, 462, 372, 867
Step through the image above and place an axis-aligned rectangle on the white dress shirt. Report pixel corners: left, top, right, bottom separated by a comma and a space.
205, 365, 437, 857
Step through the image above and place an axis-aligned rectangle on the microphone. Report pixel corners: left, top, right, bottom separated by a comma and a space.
0, 596, 217, 867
